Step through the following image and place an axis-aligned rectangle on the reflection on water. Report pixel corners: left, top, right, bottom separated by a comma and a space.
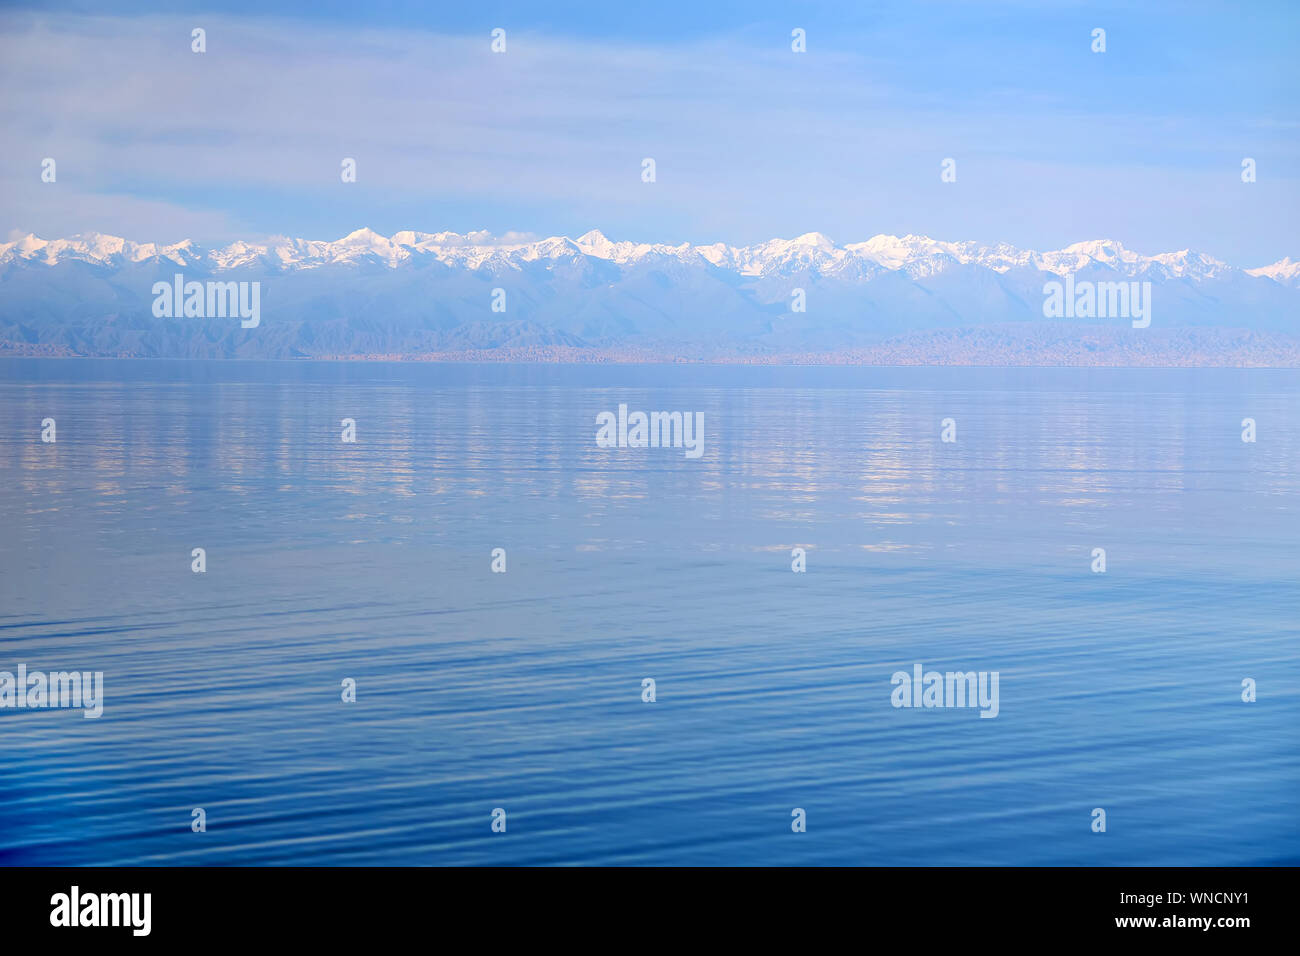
0, 360, 1297, 865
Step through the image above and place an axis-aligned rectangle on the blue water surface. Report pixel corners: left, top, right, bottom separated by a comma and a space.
0, 360, 1296, 865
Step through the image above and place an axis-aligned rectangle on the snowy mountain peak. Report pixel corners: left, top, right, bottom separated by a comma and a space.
337, 227, 398, 253
790, 232, 835, 248
574, 229, 620, 258
1246, 256, 1300, 286
1061, 239, 1138, 263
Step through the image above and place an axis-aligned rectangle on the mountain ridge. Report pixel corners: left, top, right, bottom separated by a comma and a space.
3, 229, 1293, 283
2, 228, 1297, 364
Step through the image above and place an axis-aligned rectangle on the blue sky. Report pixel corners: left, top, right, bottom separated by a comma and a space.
1, 1, 1296, 264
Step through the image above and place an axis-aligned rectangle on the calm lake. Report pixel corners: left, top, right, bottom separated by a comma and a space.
1, 360, 1297, 865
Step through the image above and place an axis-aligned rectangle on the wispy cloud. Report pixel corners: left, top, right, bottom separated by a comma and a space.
1, 5, 1296, 262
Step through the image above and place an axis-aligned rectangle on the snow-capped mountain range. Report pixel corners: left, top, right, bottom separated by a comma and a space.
2, 228, 1297, 363
2, 228, 1295, 285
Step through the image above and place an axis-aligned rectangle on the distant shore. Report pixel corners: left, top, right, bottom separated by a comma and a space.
4, 326, 1299, 368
